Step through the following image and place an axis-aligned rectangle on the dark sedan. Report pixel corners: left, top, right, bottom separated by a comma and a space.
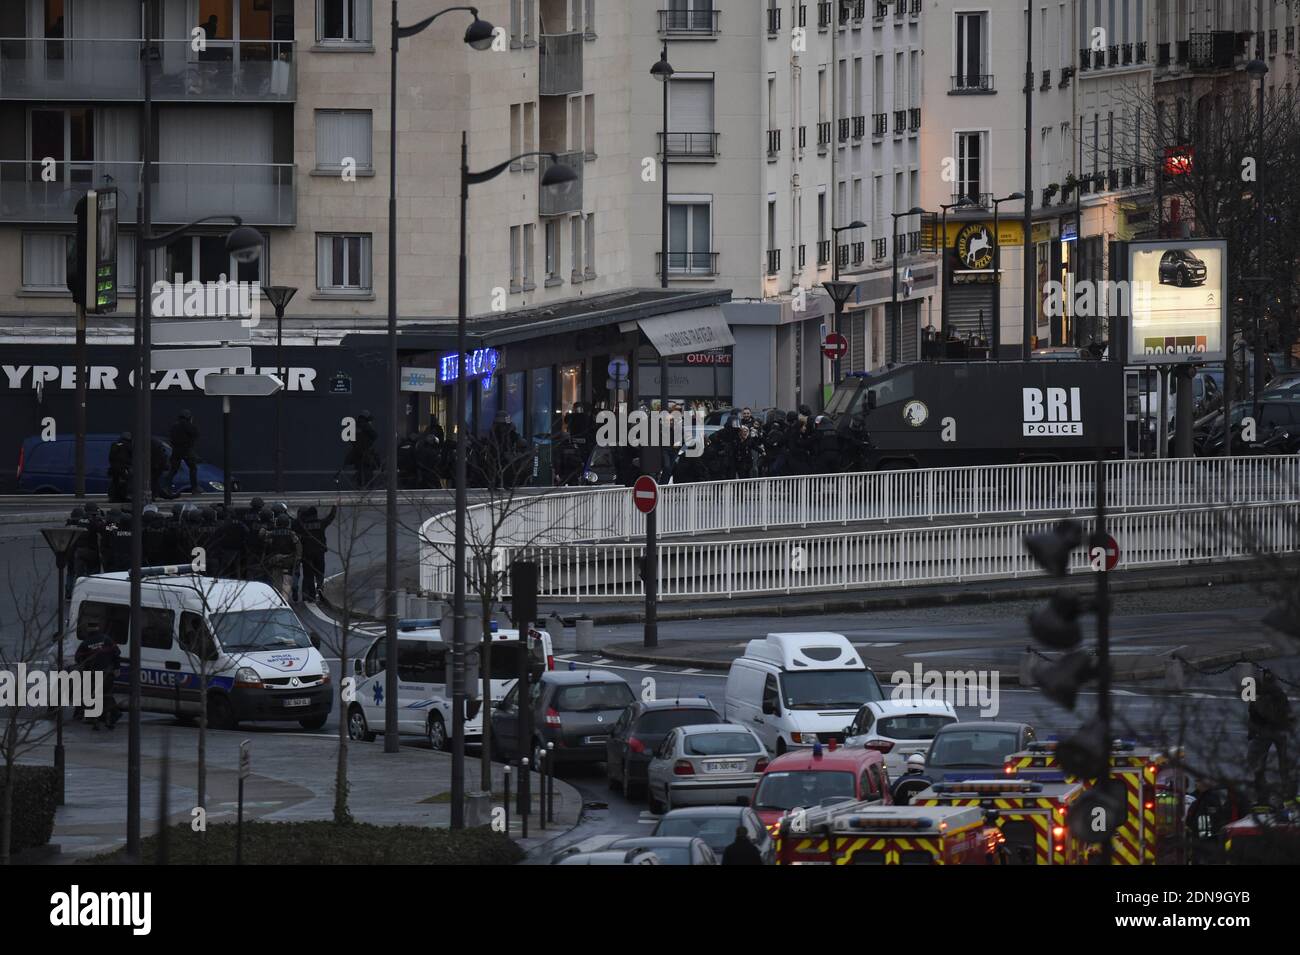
923, 721, 1036, 782
491, 669, 634, 767
652, 805, 775, 864
606, 697, 721, 799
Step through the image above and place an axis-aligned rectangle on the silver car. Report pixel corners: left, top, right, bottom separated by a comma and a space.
646, 723, 768, 813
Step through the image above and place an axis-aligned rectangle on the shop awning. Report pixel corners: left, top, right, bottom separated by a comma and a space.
637, 306, 734, 357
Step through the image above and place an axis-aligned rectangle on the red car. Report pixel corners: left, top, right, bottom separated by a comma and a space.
751, 742, 893, 832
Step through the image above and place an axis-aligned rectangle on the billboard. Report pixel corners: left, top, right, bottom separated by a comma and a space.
1127, 239, 1227, 365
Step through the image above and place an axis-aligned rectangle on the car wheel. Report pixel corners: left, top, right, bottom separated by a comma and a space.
299, 714, 328, 730
647, 784, 664, 815
207, 694, 236, 731
1175, 269, 1186, 287
347, 705, 375, 742
426, 713, 448, 751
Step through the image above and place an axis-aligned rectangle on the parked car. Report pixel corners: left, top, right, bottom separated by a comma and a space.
842, 699, 959, 773
17, 433, 231, 495
606, 696, 722, 799
602, 836, 719, 866
645, 723, 769, 813
923, 721, 1036, 782
750, 743, 892, 829
652, 806, 776, 864
1193, 397, 1300, 455
551, 848, 662, 865
1158, 247, 1208, 286
490, 669, 634, 767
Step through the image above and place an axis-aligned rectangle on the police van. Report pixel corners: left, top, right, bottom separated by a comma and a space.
67, 571, 332, 730
347, 619, 554, 750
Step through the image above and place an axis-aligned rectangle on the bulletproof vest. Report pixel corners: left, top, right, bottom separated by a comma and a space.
143, 522, 169, 561
110, 527, 133, 561
270, 528, 298, 555
298, 518, 325, 549
217, 518, 246, 550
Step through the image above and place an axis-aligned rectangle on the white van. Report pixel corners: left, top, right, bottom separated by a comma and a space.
347, 620, 553, 750
723, 633, 884, 755
68, 572, 332, 730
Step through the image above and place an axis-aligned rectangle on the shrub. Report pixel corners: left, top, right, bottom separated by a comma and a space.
0, 765, 60, 853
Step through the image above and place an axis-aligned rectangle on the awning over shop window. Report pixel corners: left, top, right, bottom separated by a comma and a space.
637, 306, 734, 357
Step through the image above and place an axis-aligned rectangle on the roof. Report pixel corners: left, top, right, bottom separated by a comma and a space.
674, 723, 752, 736
634, 697, 716, 712
935, 721, 1031, 734
541, 669, 624, 685
763, 747, 880, 773
80, 573, 282, 611
655, 805, 748, 820
609, 836, 701, 849
865, 699, 958, 717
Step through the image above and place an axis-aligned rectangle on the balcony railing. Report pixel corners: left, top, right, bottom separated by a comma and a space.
1288, 26, 1295, 52
659, 132, 720, 158
838, 117, 851, 143
1157, 41, 1170, 66
1175, 40, 1189, 63
817, 238, 831, 264
1107, 44, 1119, 66
1189, 31, 1234, 70
819, 1, 833, 28
767, 5, 781, 34
872, 112, 887, 136
0, 160, 296, 226
766, 248, 781, 275
874, 0, 889, 19
894, 0, 906, 19
797, 243, 807, 268
1121, 167, 1132, 188
851, 241, 865, 264
1136, 165, 1147, 185
951, 190, 991, 209
1108, 168, 1119, 190
908, 230, 920, 253
818, 120, 832, 146
1136, 40, 1147, 62
951, 73, 994, 93
1270, 29, 1278, 55
658, 8, 721, 34
893, 109, 906, 133
539, 151, 583, 216
658, 251, 719, 275
1059, 66, 1075, 86
1093, 49, 1106, 68
1079, 47, 1090, 71
1040, 68, 1051, 89
539, 32, 583, 95
798, 4, 808, 27
852, 114, 866, 139
0, 37, 296, 102
1122, 42, 1132, 64
908, 107, 920, 131
837, 244, 850, 269
767, 128, 781, 156
910, 0, 921, 14
872, 237, 887, 260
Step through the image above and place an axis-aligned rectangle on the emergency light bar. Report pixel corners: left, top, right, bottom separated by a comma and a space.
846, 816, 933, 830
931, 780, 1043, 795
398, 618, 499, 633
141, 565, 192, 577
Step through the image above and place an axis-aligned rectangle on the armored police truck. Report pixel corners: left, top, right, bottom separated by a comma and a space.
825, 360, 1127, 470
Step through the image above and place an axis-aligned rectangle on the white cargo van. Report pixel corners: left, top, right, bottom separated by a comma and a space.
346, 620, 554, 749
67, 572, 332, 730
723, 632, 884, 754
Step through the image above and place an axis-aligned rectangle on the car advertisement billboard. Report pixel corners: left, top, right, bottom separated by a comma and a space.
1127, 239, 1227, 365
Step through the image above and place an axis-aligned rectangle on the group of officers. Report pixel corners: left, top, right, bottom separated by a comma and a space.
63, 498, 337, 602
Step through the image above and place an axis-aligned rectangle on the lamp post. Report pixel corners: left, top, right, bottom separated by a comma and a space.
386, 5, 495, 775
40, 527, 81, 806
822, 280, 857, 389
831, 219, 867, 284
263, 286, 297, 494
990, 192, 1024, 360
938, 197, 973, 354
453, 145, 577, 825
827, 220, 866, 393
1247, 58, 1268, 422
889, 207, 925, 365
650, 45, 674, 443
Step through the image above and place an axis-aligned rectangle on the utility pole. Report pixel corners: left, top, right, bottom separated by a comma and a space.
1023, 2, 1036, 356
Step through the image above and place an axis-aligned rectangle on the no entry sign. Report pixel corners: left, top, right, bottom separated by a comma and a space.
1095, 534, 1121, 571
822, 333, 848, 360
633, 475, 659, 514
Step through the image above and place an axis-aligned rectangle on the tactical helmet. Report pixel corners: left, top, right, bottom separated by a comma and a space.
70, 506, 85, 520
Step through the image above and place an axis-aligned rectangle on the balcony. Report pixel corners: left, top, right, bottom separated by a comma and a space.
817, 238, 831, 264
766, 248, 781, 275
817, 120, 832, 146
1136, 165, 1147, 185
1059, 66, 1075, 86
819, 1, 833, 29
767, 128, 781, 157
951, 191, 991, 209
1122, 42, 1132, 64
1093, 49, 1106, 68
658, 8, 720, 35
1288, 26, 1295, 52
1108, 168, 1119, 190
837, 244, 850, 269
1108, 45, 1119, 66
908, 107, 920, 131
539, 32, 583, 95
658, 251, 719, 275
950, 73, 994, 93
767, 5, 781, 34
852, 115, 866, 139
0, 160, 296, 226
893, 109, 906, 134
0, 38, 296, 102
873, 1, 888, 20
659, 132, 720, 159
1189, 32, 1234, 71
1136, 40, 1148, 62
894, 0, 906, 20
539, 151, 583, 216
872, 237, 886, 260
907, 230, 920, 253
851, 241, 865, 265
1270, 29, 1278, 55
1121, 167, 1132, 188
872, 112, 887, 136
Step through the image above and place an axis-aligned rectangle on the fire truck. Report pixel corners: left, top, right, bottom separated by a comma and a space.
1003, 740, 1187, 864
914, 778, 1089, 865
777, 804, 1006, 865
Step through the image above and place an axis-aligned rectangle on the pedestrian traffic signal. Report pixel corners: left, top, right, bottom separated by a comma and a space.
1028, 593, 1084, 649
1057, 720, 1110, 780
69, 187, 119, 314
1032, 651, 1096, 709
1024, 518, 1084, 577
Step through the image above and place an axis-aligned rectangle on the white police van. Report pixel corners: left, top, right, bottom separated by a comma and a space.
347, 619, 554, 750
67, 571, 332, 730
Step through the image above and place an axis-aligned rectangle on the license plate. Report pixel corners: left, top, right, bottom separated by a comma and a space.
283, 697, 311, 708
703, 759, 746, 773
583, 735, 608, 745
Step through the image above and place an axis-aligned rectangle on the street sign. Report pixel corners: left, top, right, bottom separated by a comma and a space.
330, 371, 353, 394
822, 333, 848, 360
239, 739, 251, 780
608, 357, 629, 379
633, 475, 659, 514
152, 346, 252, 371
152, 320, 252, 345
607, 377, 630, 391
1101, 534, 1120, 571
203, 373, 283, 397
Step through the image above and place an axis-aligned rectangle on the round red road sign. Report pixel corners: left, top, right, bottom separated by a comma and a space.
1100, 534, 1120, 570
822, 333, 848, 360
633, 475, 659, 514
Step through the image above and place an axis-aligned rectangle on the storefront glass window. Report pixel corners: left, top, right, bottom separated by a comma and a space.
505, 372, 526, 434
529, 367, 553, 439
560, 362, 582, 414
480, 378, 499, 435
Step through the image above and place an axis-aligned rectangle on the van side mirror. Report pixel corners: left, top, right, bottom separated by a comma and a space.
353, 658, 364, 677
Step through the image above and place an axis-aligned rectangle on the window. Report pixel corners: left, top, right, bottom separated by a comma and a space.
544, 220, 561, 283
22, 233, 70, 291
316, 233, 372, 292
510, 104, 522, 164
179, 612, 217, 661
315, 109, 372, 172
584, 94, 596, 157
164, 234, 263, 286
510, 0, 521, 43
955, 12, 986, 85
956, 131, 984, 200
668, 200, 712, 272
317, 0, 373, 44
570, 215, 583, 281
509, 225, 522, 292
668, 78, 715, 155
522, 223, 536, 287
396, 640, 444, 683
569, 95, 583, 152
761, 675, 781, 713
77, 601, 172, 650
29, 107, 95, 186
584, 212, 595, 276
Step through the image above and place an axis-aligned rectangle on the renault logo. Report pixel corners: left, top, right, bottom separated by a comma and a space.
290, 677, 300, 687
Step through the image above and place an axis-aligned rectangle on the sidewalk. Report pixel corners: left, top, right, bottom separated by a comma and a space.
21, 720, 580, 861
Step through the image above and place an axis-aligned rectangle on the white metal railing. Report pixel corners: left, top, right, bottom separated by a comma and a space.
418, 456, 1300, 598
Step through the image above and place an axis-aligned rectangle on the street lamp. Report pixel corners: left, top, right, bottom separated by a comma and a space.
938, 197, 974, 353
991, 192, 1024, 359
263, 286, 298, 494
451, 145, 577, 825
831, 220, 867, 283
889, 207, 925, 365
1247, 58, 1268, 421
822, 280, 857, 390
385, 6, 495, 784
40, 526, 82, 807
650, 46, 674, 449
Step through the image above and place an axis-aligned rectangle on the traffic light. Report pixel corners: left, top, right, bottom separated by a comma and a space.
69, 187, 119, 314
1028, 593, 1084, 649
1033, 651, 1096, 709
1057, 719, 1110, 779
1024, 519, 1083, 577
1025, 519, 1095, 708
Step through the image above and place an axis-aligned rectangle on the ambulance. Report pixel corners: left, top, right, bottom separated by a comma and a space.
914, 778, 1088, 865
1003, 740, 1187, 864
778, 804, 1006, 865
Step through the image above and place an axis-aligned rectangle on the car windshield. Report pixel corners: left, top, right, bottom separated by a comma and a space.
928, 730, 1020, 768
636, 708, 720, 735
753, 770, 856, 811
615, 842, 690, 865
876, 714, 957, 740
209, 608, 313, 652
683, 732, 762, 756
653, 814, 739, 850
781, 670, 883, 710
554, 681, 634, 712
